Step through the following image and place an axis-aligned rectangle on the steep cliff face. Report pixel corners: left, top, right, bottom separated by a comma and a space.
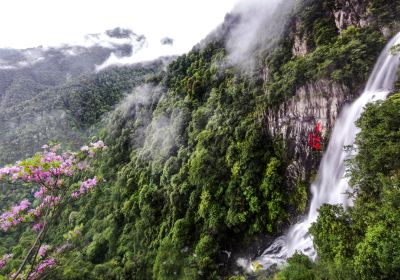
333, 0, 369, 31
292, 19, 309, 56
333, 0, 400, 36
266, 80, 353, 193
263, 0, 398, 198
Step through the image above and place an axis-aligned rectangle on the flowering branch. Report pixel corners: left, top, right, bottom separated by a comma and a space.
0, 141, 107, 279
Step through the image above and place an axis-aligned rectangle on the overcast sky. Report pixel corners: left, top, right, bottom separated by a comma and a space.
0, 0, 238, 53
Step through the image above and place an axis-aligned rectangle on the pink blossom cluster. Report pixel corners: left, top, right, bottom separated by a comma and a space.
0, 142, 106, 232
27, 196, 61, 220
34, 187, 46, 199
0, 254, 12, 269
81, 140, 107, 157
0, 199, 30, 231
27, 258, 56, 280
38, 244, 50, 259
33, 187, 62, 202
0, 166, 22, 180
77, 160, 89, 171
32, 222, 44, 232
0, 142, 106, 276
0, 151, 76, 185
43, 195, 61, 205
1, 142, 103, 183
90, 140, 106, 150
71, 177, 97, 198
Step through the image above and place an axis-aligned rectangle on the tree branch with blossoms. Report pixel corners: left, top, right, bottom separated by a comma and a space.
0, 141, 107, 279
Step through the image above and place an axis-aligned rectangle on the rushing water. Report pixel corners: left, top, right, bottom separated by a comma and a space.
238, 32, 400, 271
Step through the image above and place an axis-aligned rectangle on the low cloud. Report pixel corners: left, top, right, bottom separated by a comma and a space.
226, 0, 299, 69
0, 28, 144, 71
104, 83, 186, 164
105, 84, 164, 148
83, 28, 144, 49
112, 84, 164, 118
95, 35, 177, 71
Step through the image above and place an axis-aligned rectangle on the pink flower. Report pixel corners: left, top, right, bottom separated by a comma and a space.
90, 140, 106, 150
28, 207, 42, 218
80, 145, 89, 152
34, 187, 46, 199
0, 142, 105, 232
0, 254, 12, 269
38, 245, 50, 259
28, 258, 56, 280
32, 222, 44, 232
0, 200, 31, 231
71, 192, 79, 199
79, 177, 97, 194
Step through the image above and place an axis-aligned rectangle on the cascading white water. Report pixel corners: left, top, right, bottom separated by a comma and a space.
238, 32, 400, 271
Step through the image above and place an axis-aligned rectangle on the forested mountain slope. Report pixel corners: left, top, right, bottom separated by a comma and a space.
0, 62, 164, 165
0, 27, 161, 165
0, 0, 399, 279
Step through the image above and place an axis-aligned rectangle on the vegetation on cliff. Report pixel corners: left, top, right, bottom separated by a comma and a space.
0, 0, 399, 279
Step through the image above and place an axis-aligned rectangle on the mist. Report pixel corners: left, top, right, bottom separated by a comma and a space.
104, 83, 186, 169
226, 0, 300, 69
96, 35, 175, 70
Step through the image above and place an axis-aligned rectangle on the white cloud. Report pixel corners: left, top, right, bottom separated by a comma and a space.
0, 0, 238, 59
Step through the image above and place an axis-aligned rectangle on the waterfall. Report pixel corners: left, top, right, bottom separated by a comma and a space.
238, 32, 400, 271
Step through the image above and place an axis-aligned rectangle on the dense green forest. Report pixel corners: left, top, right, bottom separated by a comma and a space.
0, 27, 154, 165
0, 0, 400, 279
0, 63, 165, 222
0, 62, 164, 165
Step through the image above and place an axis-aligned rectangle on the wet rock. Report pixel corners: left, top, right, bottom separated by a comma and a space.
266, 79, 355, 189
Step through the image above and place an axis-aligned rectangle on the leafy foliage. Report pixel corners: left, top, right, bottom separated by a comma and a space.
25, 40, 295, 280
1, 1, 399, 279
368, 0, 400, 26
0, 143, 106, 279
265, 26, 385, 106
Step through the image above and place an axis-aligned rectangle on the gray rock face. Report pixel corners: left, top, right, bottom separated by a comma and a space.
292, 35, 308, 56
333, 0, 369, 32
292, 19, 308, 56
262, 0, 395, 200
266, 79, 355, 191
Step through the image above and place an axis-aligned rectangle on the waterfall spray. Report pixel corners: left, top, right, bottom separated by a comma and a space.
238, 32, 400, 271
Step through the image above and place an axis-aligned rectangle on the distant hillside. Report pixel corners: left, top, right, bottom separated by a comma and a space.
0, 27, 166, 165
